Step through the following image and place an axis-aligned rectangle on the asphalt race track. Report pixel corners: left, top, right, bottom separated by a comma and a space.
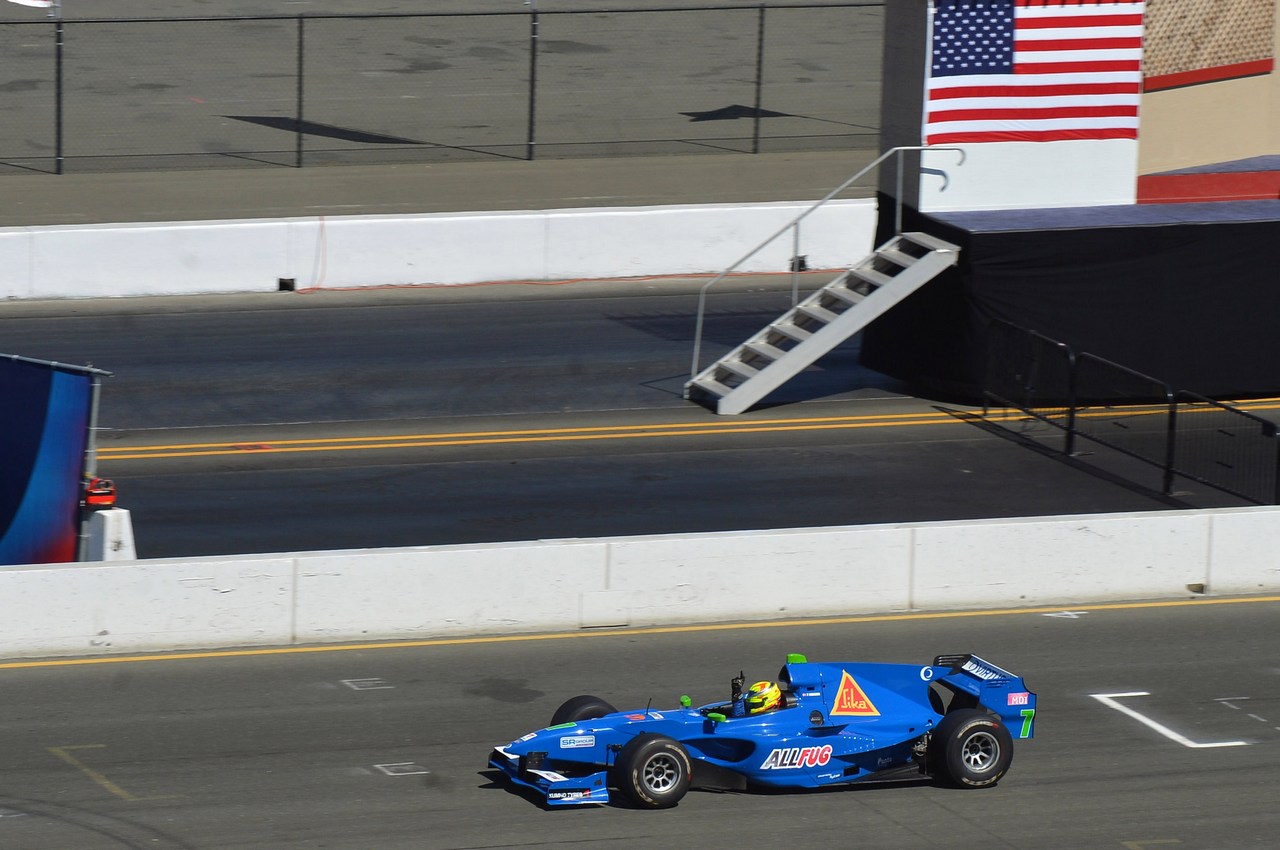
3, 6, 1277, 847
0, 281, 1252, 560
1, 598, 1278, 849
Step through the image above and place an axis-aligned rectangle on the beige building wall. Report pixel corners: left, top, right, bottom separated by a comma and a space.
1138, 0, 1280, 174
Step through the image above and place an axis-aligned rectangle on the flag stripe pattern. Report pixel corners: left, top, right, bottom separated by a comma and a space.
925, 0, 1146, 145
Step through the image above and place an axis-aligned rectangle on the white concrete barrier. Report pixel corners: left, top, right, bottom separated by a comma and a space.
85, 508, 138, 562
0, 557, 295, 656
0, 200, 878, 300
293, 541, 610, 641
2, 505, 1278, 658
910, 512, 1214, 609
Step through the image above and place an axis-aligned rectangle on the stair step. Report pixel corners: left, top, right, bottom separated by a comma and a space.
848, 266, 893, 288
796, 303, 839, 324
718, 359, 760, 380
877, 247, 918, 268
743, 340, 788, 361
769, 322, 812, 343
899, 230, 960, 252
690, 374, 734, 398
824, 285, 866, 306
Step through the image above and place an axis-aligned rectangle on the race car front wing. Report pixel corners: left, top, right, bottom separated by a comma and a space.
488, 746, 610, 807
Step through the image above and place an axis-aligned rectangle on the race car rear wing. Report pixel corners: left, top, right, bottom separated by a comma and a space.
932, 654, 1037, 739
933, 654, 1017, 682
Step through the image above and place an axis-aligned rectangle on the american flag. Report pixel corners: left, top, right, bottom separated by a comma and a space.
924, 0, 1146, 145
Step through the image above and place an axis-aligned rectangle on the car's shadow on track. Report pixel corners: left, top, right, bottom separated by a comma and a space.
478, 769, 940, 811
743, 776, 938, 796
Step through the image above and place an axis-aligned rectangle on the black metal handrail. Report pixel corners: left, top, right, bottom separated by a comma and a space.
686, 145, 965, 384
983, 318, 1280, 505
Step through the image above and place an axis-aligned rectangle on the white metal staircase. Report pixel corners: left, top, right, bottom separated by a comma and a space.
685, 231, 961, 415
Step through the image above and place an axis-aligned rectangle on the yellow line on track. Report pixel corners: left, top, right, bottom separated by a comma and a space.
95, 398, 1280, 462
47, 746, 139, 800
95, 411, 972, 460
3, 596, 1277, 670
47, 745, 178, 801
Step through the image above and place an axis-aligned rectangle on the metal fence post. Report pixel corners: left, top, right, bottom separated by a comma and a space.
1273, 426, 1280, 504
789, 223, 801, 305
295, 15, 305, 168
752, 5, 766, 155
1162, 395, 1177, 495
894, 149, 904, 234
55, 17, 64, 174
527, 1, 540, 161
1063, 345, 1077, 456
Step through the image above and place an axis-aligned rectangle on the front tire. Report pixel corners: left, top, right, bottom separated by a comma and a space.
550, 695, 616, 726
614, 734, 692, 809
930, 709, 1013, 788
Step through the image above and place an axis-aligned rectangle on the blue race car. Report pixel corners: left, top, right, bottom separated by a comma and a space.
487, 652, 1036, 808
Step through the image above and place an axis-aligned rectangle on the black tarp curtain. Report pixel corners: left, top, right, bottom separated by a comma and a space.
861, 192, 1280, 400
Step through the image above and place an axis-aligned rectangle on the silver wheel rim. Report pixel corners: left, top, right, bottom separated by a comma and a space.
962, 730, 999, 773
641, 753, 681, 793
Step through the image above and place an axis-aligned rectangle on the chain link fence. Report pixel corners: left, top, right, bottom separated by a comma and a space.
0, 4, 884, 174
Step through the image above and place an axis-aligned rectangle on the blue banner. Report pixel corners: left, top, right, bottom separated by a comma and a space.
0, 358, 94, 565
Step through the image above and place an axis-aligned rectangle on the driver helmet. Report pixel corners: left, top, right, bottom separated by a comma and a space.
743, 680, 782, 715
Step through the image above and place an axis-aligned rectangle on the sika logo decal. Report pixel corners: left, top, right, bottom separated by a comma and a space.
830, 670, 880, 717
761, 744, 833, 770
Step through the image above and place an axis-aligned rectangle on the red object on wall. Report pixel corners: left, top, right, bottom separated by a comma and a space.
1137, 171, 1280, 204
84, 477, 117, 508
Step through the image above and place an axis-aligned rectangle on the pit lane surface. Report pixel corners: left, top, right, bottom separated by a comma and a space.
1, 598, 1277, 849
0, 282, 1246, 559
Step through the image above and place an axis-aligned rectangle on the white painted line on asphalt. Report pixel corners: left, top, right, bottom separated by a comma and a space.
1215, 697, 1249, 710
1216, 698, 1277, 728
374, 763, 430, 776
1091, 692, 1251, 749
341, 678, 394, 690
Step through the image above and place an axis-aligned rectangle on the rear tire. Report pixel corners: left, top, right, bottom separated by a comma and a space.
930, 709, 1013, 788
613, 734, 692, 809
550, 695, 616, 726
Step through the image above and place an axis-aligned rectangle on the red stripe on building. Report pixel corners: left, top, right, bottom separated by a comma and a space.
1144, 59, 1276, 92
1138, 172, 1280, 204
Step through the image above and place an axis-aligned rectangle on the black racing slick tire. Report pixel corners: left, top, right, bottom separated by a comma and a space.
614, 734, 692, 809
550, 695, 616, 726
930, 709, 1014, 789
